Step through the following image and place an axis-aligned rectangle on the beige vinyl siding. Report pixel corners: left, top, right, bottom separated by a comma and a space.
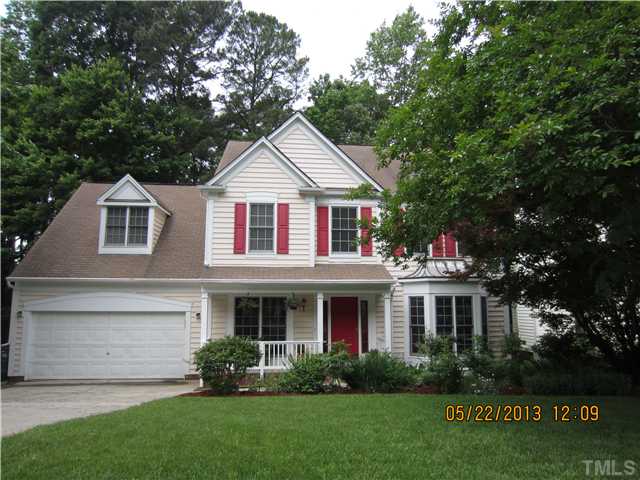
211, 152, 310, 266
516, 304, 547, 348
487, 297, 507, 354
275, 126, 359, 189
210, 294, 228, 340
152, 208, 166, 250
9, 282, 201, 376
292, 295, 315, 341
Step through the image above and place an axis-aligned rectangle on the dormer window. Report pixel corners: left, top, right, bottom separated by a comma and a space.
97, 174, 170, 255
105, 207, 149, 246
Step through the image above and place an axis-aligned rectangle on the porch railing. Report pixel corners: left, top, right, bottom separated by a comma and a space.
255, 340, 322, 378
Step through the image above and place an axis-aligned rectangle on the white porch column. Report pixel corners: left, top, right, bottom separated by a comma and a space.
200, 292, 210, 344
316, 292, 324, 353
384, 291, 392, 352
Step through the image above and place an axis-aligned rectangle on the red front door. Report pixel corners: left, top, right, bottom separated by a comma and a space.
331, 297, 359, 354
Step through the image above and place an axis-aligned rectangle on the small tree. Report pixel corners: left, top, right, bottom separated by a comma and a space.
194, 336, 261, 394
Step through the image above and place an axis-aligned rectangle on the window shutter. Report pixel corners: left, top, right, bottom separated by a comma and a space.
431, 233, 445, 257
233, 203, 246, 254
317, 206, 329, 256
360, 207, 372, 256
444, 232, 457, 257
277, 203, 289, 254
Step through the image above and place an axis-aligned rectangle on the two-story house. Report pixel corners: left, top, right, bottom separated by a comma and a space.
6, 112, 513, 381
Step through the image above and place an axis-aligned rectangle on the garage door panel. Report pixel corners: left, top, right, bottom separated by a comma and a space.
28, 311, 187, 379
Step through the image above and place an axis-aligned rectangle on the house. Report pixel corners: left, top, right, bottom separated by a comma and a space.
6, 112, 515, 381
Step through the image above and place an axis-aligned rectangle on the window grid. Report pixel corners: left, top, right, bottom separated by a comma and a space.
261, 297, 287, 341
409, 296, 425, 355
435, 296, 454, 337
455, 296, 474, 352
105, 207, 127, 245
249, 203, 274, 252
234, 297, 260, 339
127, 207, 149, 245
331, 206, 358, 253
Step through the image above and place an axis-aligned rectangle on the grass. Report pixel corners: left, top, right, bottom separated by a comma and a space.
2, 395, 639, 480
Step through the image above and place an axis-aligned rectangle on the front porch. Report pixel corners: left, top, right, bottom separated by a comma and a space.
199, 283, 393, 377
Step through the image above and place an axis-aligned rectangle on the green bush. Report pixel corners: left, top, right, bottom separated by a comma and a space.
194, 336, 261, 394
524, 369, 633, 395
343, 350, 417, 393
276, 354, 330, 393
418, 335, 464, 393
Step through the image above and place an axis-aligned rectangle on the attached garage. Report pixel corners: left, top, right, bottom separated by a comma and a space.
22, 293, 191, 380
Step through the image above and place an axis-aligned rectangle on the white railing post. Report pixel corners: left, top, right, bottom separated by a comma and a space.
258, 342, 265, 380
384, 291, 392, 352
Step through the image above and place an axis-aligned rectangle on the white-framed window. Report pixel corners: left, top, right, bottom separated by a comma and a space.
331, 206, 358, 253
435, 295, 474, 352
104, 206, 149, 247
234, 296, 286, 341
409, 296, 425, 354
248, 203, 275, 252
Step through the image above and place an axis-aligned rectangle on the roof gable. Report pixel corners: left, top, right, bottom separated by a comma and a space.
206, 137, 317, 188
268, 112, 384, 191
97, 174, 170, 214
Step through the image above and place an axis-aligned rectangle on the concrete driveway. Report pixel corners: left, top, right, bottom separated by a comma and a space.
1, 382, 195, 436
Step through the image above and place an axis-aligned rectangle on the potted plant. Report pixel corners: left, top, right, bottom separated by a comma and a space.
286, 294, 303, 310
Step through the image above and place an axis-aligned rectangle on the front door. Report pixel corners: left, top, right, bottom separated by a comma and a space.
331, 297, 359, 354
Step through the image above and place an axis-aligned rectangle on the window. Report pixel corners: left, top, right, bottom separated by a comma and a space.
104, 206, 149, 246
409, 296, 425, 354
360, 300, 369, 353
331, 206, 358, 253
234, 297, 286, 341
435, 295, 474, 352
249, 203, 274, 252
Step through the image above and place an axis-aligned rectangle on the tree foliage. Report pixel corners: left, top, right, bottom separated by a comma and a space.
370, 2, 640, 381
216, 10, 308, 138
304, 75, 390, 145
352, 6, 428, 106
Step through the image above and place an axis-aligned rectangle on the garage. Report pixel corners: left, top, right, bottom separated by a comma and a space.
22, 293, 191, 380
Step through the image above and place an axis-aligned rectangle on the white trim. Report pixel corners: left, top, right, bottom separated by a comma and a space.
246, 192, 278, 203
384, 291, 392, 351
7, 284, 20, 376
316, 292, 324, 349
267, 112, 384, 192
200, 291, 210, 345
97, 174, 170, 215
207, 138, 317, 188
23, 292, 192, 312
204, 196, 214, 266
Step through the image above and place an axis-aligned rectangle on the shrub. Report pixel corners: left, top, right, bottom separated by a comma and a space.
418, 335, 464, 393
532, 331, 604, 371
277, 354, 330, 393
194, 336, 261, 394
524, 369, 633, 395
343, 350, 417, 393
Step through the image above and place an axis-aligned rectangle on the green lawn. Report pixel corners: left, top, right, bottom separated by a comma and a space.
2, 395, 639, 480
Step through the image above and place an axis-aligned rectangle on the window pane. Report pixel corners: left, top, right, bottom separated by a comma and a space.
234, 297, 260, 339
409, 296, 425, 354
435, 296, 453, 337
105, 207, 127, 245
261, 297, 286, 341
455, 296, 474, 352
249, 203, 274, 251
331, 206, 358, 253
127, 207, 149, 245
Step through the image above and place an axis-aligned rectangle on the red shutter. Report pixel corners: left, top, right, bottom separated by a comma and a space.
431, 233, 445, 257
360, 207, 372, 256
317, 206, 329, 256
277, 203, 289, 254
444, 232, 457, 257
233, 203, 246, 254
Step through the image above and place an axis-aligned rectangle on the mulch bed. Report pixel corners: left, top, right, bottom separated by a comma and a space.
179, 387, 444, 397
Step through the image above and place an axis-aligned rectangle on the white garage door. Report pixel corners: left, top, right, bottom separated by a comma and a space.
27, 311, 187, 379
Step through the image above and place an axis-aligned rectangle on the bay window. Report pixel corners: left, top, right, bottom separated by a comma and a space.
409, 296, 425, 354
435, 295, 474, 352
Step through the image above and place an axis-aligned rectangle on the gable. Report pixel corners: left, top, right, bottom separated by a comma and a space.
108, 181, 148, 202
224, 147, 308, 191
207, 138, 316, 188
273, 125, 361, 189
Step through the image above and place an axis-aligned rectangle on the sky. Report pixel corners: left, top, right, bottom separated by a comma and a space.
0, 0, 442, 103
